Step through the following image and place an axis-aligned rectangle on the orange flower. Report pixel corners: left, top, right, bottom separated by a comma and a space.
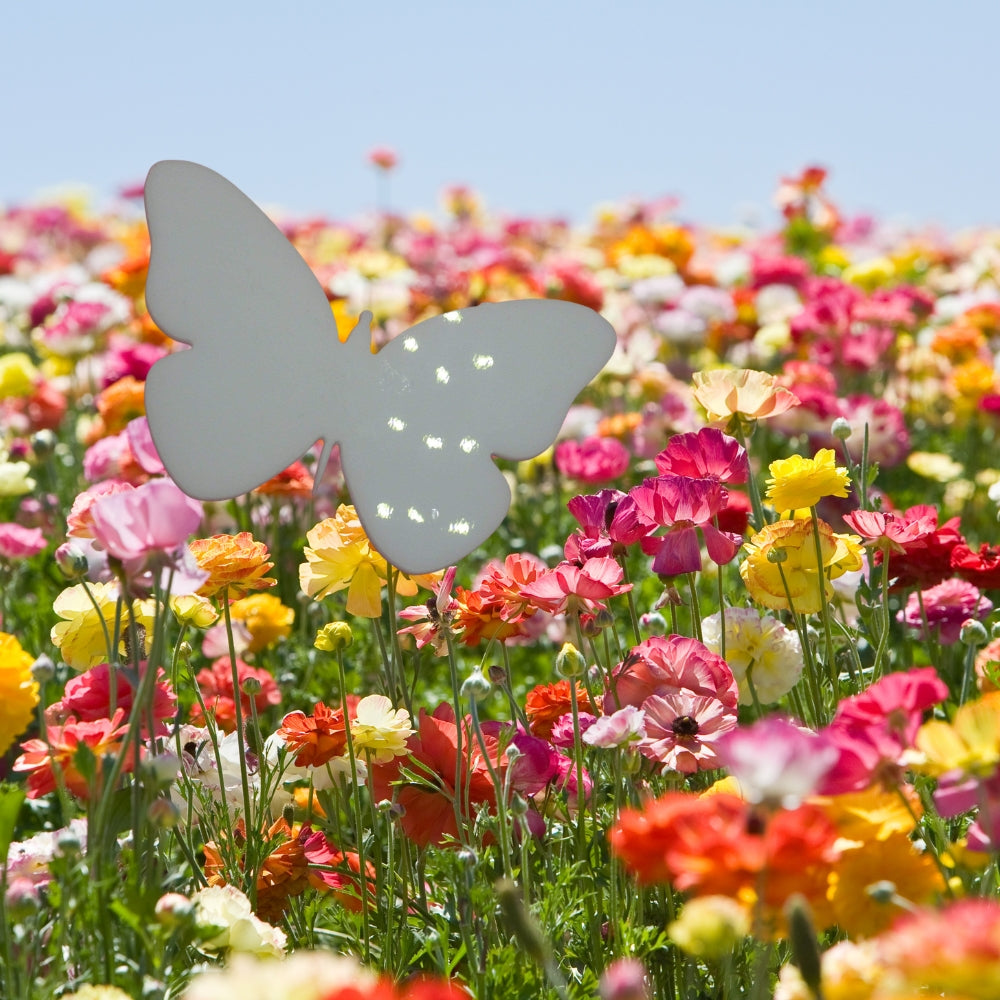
84, 375, 147, 442
190, 532, 276, 598
13, 708, 132, 799
930, 323, 988, 364
691, 368, 800, 428
277, 702, 348, 767
452, 586, 531, 647
525, 680, 593, 740
253, 460, 314, 497
610, 792, 839, 931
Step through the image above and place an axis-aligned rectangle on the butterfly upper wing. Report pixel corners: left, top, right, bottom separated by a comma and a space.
340, 300, 616, 573
143, 160, 339, 499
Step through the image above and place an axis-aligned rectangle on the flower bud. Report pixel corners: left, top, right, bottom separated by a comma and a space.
556, 642, 586, 678
487, 663, 507, 685
668, 895, 750, 961
31, 654, 55, 684
155, 892, 194, 928
599, 957, 650, 1000
960, 618, 989, 647
242, 675, 262, 696
54, 541, 88, 580
147, 797, 180, 829
4, 878, 41, 920
766, 546, 788, 564
314, 621, 353, 652
831, 417, 852, 441
460, 669, 492, 703
30, 429, 56, 458
56, 831, 82, 858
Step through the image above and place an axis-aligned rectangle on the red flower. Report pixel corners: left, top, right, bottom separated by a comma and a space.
868, 505, 963, 591
190, 657, 282, 732
370, 704, 506, 848
525, 679, 593, 740
951, 541, 1000, 591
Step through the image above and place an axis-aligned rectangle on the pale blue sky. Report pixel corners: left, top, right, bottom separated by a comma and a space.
6, 1, 998, 228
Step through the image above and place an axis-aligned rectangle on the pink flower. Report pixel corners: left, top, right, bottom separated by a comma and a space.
520, 556, 632, 615
555, 436, 630, 484
90, 479, 203, 562
48, 662, 177, 738
564, 489, 654, 562
126, 417, 165, 476
549, 711, 596, 748
718, 717, 838, 806
653, 428, 749, 484
605, 635, 738, 713
67, 481, 135, 538
0, 523, 46, 560
836, 395, 910, 468
583, 705, 647, 749
935, 770, 1000, 852
897, 578, 993, 645
639, 690, 737, 773
367, 146, 398, 170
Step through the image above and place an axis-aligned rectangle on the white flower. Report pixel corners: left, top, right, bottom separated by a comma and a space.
350, 694, 414, 763
173, 726, 260, 818
701, 608, 803, 706
183, 950, 375, 1000
0, 459, 35, 497
192, 885, 286, 958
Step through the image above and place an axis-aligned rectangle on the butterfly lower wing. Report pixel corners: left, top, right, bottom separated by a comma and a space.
143, 161, 339, 499
342, 300, 616, 573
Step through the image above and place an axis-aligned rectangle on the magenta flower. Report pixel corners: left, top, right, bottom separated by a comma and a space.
564, 489, 654, 562
653, 427, 749, 484
0, 523, 46, 560
91, 479, 203, 563
717, 717, 838, 806
555, 436, 630, 484
897, 578, 993, 645
935, 770, 1000, 852
639, 690, 737, 773
628, 475, 742, 577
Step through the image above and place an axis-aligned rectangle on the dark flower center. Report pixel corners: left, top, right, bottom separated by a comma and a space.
671, 714, 700, 737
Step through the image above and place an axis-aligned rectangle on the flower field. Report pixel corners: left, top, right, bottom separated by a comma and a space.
3, 164, 1000, 998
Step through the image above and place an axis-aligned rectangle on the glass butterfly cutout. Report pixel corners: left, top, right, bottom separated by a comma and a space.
143, 161, 617, 574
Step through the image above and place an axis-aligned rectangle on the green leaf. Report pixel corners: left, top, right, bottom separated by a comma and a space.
0, 783, 26, 867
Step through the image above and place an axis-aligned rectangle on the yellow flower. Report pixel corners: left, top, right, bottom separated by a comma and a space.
299, 505, 438, 618
0, 352, 38, 399
668, 895, 750, 960
950, 358, 997, 411
691, 368, 800, 427
50, 582, 155, 670
740, 517, 863, 615
813, 784, 921, 843
0, 632, 39, 755
314, 622, 353, 652
842, 256, 895, 290
170, 594, 220, 629
228, 594, 294, 652
765, 449, 850, 513
827, 832, 945, 938
349, 695, 414, 764
0, 457, 35, 497
189, 533, 276, 599
61, 988, 135, 1000
907, 451, 964, 482
914, 691, 1000, 777
774, 940, 883, 1000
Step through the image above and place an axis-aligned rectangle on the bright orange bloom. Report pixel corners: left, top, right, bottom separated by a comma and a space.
930, 323, 988, 364
452, 586, 530, 647
190, 532, 276, 599
525, 680, 593, 740
278, 702, 349, 767
85, 375, 147, 442
610, 792, 839, 931
13, 708, 132, 799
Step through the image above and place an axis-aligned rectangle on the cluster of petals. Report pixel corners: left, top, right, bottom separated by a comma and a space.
554, 435, 630, 483
519, 555, 631, 616
191, 657, 282, 733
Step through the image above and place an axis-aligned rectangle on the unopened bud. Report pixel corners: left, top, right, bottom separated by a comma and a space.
147, 798, 180, 829
241, 676, 262, 696
54, 542, 88, 580
487, 664, 507, 685
831, 417, 852, 441
31, 654, 55, 684
960, 619, 989, 647
155, 892, 194, 928
314, 621, 353, 652
766, 546, 788, 564
556, 642, 586, 678
460, 669, 492, 702
30, 429, 56, 458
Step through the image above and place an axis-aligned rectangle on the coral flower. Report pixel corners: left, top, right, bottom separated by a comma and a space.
299, 505, 437, 618
50, 582, 156, 670
0, 632, 39, 755
765, 448, 850, 513
370, 704, 507, 848
13, 708, 131, 799
691, 368, 800, 427
277, 702, 349, 767
190, 532, 276, 599
519, 556, 631, 615
740, 517, 863, 615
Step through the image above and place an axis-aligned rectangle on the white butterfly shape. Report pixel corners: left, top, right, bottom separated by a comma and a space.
143, 161, 616, 574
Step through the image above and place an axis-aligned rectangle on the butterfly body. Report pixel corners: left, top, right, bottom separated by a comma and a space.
143, 161, 616, 572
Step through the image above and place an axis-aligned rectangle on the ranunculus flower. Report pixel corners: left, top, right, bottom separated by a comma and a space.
555, 436, 631, 484
0, 522, 46, 560
897, 578, 992, 645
